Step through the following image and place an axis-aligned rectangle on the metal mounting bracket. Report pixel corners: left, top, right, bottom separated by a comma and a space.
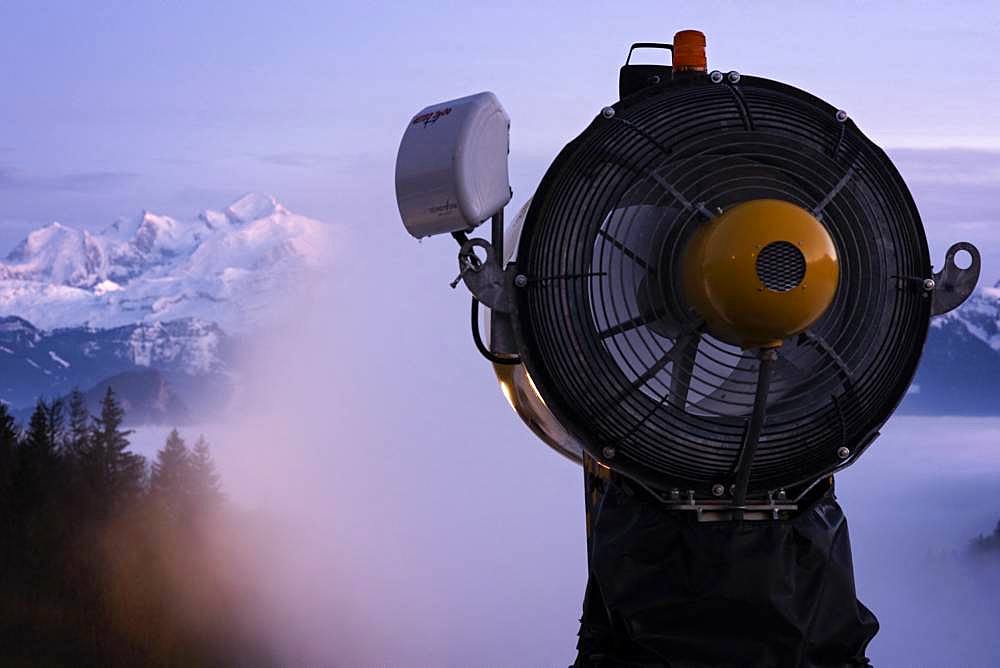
931, 241, 981, 316
456, 238, 513, 313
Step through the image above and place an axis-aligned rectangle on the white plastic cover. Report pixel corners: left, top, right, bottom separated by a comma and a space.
395, 92, 512, 238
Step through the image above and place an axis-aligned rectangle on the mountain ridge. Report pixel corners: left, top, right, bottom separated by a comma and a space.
900, 280, 1000, 414
0, 193, 336, 332
0, 314, 233, 420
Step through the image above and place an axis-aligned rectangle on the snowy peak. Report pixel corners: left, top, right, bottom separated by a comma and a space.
0, 315, 42, 345
933, 281, 1000, 351
904, 281, 1000, 415
0, 194, 337, 331
224, 193, 287, 224
3, 223, 106, 287
133, 211, 183, 254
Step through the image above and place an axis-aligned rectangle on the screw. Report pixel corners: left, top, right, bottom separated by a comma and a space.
602, 446, 616, 460
837, 446, 851, 459
923, 278, 936, 291
711, 483, 725, 497
601, 106, 615, 119
835, 109, 848, 123
709, 70, 724, 84
726, 70, 741, 84
777, 489, 787, 500
669, 488, 681, 500
649, 74, 661, 85
514, 274, 529, 288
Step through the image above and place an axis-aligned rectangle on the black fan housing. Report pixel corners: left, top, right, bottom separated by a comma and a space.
511, 74, 933, 499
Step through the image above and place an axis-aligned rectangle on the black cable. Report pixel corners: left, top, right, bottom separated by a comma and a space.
471, 297, 520, 365
732, 349, 776, 508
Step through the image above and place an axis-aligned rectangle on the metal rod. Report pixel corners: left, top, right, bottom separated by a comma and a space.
491, 210, 504, 266
731, 347, 776, 510
669, 332, 701, 408
598, 307, 668, 339
596, 228, 655, 272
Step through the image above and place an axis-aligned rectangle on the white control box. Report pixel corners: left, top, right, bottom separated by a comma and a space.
395, 92, 512, 238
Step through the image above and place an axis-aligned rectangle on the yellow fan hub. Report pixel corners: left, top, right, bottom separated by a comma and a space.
681, 199, 839, 348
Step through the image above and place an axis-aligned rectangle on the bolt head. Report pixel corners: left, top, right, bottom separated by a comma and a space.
711, 483, 725, 497
837, 446, 851, 459
835, 109, 849, 123
648, 74, 661, 85
726, 70, 741, 84
777, 489, 787, 500
669, 488, 681, 500
514, 274, 529, 288
923, 278, 936, 291
602, 446, 616, 460
709, 70, 724, 83
601, 106, 615, 119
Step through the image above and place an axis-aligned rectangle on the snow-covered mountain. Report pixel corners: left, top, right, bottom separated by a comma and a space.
901, 282, 1000, 414
933, 284, 1000, 351
0, 193, 335, 331
0, 194, 333, 423
0, 315, 232, 422
0, 192, 994, 418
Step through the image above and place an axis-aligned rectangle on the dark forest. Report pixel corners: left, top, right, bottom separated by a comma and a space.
0, 387, 271, 665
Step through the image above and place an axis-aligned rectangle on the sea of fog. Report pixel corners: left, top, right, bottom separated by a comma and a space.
130, 414, 1000, 667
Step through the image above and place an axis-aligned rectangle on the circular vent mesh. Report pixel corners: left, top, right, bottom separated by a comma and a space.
514, 76, 930, 497
756, 241, 806, 292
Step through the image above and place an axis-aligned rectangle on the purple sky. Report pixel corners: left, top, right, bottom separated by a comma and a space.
1, 2, 999, 256
4, 2, 1000, 664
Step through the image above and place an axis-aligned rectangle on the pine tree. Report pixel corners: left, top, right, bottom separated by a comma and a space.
24, 399, 54, 452
189, 435, 223, 509
12, 399, 66, 589
16, 399, 61, 512
66, 389, 91, 457
45, 398, 65, 454
151, 429, 190, 518
89, 388, 144, 516
0, 401, 18, 533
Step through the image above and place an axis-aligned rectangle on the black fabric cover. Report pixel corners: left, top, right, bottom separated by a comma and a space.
574, 478, 878, 667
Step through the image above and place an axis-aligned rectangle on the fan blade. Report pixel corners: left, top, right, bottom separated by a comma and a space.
691, 350, 808, 416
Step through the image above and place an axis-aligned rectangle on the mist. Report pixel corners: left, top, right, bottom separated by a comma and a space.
149, 222, 1000, 665
192, 229, 587, 665
838, 418, 1000, 665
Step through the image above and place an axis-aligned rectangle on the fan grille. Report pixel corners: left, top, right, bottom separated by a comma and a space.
756, 241, 806, 292
513, 76, 931, 497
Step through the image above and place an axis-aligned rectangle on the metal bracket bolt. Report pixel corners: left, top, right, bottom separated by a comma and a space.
450, 256, 477, 289
711, 483, 725, 497
837, 446, 851, 459
922, 278, 936, 292
835, 109, 849, 123
601, 107, 616, 119
726, 70, 741, 84
602, 446, 616, 460
709, 70, 724, 84
514, 274, 529, 288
